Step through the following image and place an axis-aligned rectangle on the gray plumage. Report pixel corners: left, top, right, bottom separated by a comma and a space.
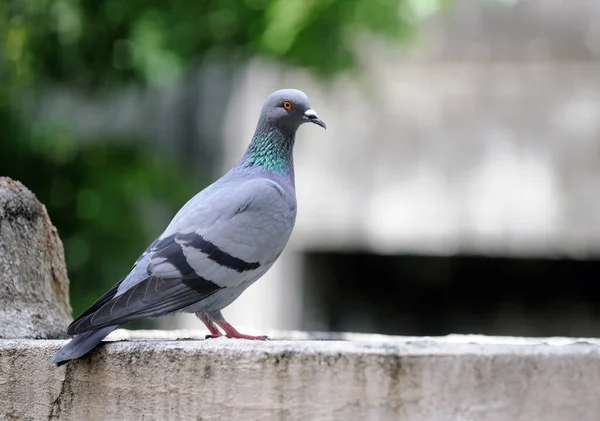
52, 89, 326, 366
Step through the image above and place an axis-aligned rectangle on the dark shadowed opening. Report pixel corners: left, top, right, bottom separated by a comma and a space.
301, 252, 600, 337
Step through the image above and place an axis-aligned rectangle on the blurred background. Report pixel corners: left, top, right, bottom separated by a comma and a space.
2, 0, 600, 338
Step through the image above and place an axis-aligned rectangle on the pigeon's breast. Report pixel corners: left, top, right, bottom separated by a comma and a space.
213, 177, 297, 263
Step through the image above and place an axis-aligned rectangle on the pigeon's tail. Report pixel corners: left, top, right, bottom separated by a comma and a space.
51, 325, 119, 366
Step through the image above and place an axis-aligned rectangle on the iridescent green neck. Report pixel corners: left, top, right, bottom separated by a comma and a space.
238, 125, 295, 177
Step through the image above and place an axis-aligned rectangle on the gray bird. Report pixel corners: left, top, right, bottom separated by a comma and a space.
51, 89, 326, 366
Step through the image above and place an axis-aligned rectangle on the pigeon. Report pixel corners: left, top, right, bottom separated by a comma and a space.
51, 89, 326, 366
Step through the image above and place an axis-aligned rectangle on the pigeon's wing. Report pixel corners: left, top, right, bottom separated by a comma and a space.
67, 178, 293, 335
67, 272, 221, 335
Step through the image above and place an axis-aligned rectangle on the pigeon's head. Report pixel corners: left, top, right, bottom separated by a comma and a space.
259, 89, 326, 133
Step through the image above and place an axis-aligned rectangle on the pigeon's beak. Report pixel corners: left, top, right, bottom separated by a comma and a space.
304, 109, 326, 129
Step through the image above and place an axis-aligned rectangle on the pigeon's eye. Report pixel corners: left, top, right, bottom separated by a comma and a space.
282, 100, 293, 110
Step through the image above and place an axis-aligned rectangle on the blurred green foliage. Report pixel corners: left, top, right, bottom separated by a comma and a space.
1, 0, 445, 89
0, 107, 199, 317
0, 0, 445, 319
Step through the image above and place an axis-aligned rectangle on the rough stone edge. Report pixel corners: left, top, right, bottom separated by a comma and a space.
0, 176, 72, 339
105, 328, 600, 347
7, 330, 600, 357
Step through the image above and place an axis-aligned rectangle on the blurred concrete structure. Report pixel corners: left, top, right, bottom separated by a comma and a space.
184, 0, 600, 333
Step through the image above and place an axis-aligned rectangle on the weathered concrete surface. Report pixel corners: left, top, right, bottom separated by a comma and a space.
1, 332, 600, 421
0, 177, 72, 338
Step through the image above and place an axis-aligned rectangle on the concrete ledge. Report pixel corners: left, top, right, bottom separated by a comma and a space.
2, 331, 600, 421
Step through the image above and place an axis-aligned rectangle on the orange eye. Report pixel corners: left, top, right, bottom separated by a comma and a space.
282, 100, 293, 110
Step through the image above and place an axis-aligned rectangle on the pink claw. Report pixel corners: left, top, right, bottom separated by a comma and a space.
216, 321, 269, 341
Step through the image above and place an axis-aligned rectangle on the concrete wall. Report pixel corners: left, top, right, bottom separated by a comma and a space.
2, 331, 600, 421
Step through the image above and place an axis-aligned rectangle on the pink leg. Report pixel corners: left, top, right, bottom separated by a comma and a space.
214, 320, 268, 340
197, 313, 223, 338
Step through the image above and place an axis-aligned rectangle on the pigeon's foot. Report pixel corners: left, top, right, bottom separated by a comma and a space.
216, 321, 269, 341
198, 312, 269, 340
